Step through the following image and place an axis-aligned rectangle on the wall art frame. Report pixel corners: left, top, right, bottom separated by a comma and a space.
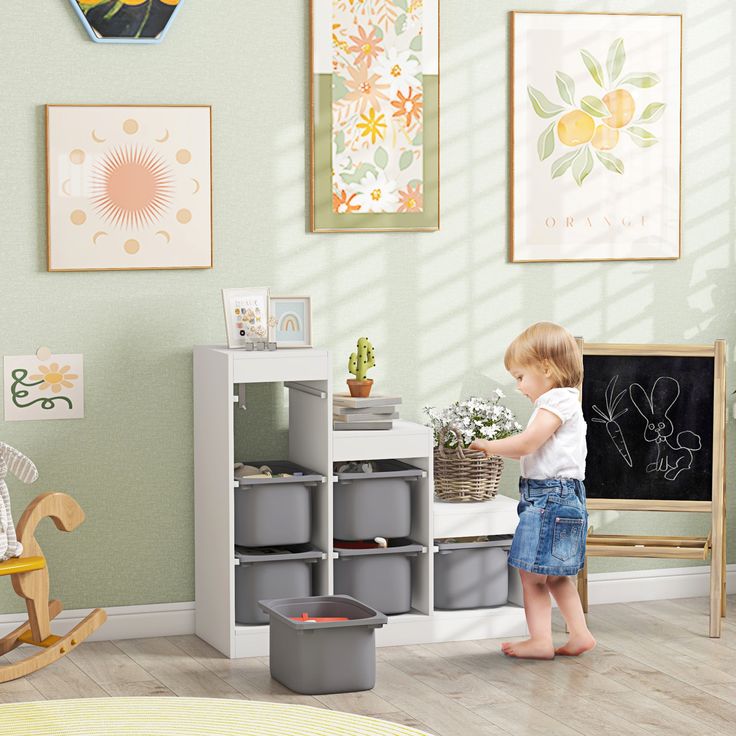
222, 288, 270, 349
69, 0, 186, 45
46, 104, 212, 271
269, 296, 312, 349
510, 11, 682, 263
310, 0, 439, 232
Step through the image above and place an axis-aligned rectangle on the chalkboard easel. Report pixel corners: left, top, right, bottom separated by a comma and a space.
577, 341, 726, 637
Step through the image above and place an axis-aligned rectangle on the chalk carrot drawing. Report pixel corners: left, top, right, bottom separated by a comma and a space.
591, 375, 632, 467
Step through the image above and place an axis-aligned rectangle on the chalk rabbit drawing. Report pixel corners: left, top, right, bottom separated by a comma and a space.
0, 442, 38, 560
629, 377, 702, 481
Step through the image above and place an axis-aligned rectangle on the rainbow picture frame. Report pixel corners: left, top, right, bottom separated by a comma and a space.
269, 297, 312, 349
69, 0, 186, 45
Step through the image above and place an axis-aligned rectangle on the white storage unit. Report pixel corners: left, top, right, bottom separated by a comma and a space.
194, 346, 526, 658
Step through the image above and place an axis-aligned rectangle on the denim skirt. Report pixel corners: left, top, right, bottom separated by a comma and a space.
508, 477, 588, 576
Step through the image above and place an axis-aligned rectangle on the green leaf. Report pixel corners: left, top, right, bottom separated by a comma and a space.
555, 71, 575, 106
627, 126, 659, 147
527, 86, 565, 118
595, 151, 624, 174
340, 162, 378, 185
394, 0, 408, 10
374, 146, 388, 169
606, 38, 626, 85
635, 102, 666, 124
332, 74, 348, 101
372, 25, 384, 40
580, 95, 611, 118
412, 131, 423, 146
620, 72, 660, 88
537, 121, 556, 161
550, 150, 579, 179
395, 13, 407, 35
572, 146, 594, 186
335, 130, 345, 155
580, 49, 604, 87
399, 150, 414, 170
410, 35, 422, 51
408, 179, 422, 189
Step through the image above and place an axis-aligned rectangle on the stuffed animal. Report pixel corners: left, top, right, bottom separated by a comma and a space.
0, 442, 38, 561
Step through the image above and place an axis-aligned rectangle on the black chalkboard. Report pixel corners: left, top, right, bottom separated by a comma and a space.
582, 354, 714, 502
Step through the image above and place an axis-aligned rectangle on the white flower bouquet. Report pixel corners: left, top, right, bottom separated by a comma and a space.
424, 390, 523, 449
424, 391, 521, 502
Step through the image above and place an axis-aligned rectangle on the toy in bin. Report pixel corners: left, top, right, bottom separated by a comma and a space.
290, 612, 349, 623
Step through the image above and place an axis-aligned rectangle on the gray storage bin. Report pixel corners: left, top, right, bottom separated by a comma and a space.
434, 536, 512, 610
333, 539, 423, 615
258, 594, 387, 694
235, 545, 324, 625
333, 460, 423, 540
234, 461, 324, 547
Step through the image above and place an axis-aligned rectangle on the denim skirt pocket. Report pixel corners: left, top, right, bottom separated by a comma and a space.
551, 516, 584, 562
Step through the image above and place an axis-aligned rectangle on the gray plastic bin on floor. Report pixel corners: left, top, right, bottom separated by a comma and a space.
235, 545, 324, 625
334, 539, 423, 614
234, 461, 324, 547
333, 460, 424, 540
434, 536, 512, 610
258, 594, 387, 694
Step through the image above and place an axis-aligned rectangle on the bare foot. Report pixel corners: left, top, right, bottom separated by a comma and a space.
555, 632, 596, 656
501, 638, 554, 660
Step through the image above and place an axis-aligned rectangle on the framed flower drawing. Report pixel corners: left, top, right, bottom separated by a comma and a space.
310, 0, 439, 232
4, 353, 84, 421
222, 288, 270, 349
511, 12, 682, 262
46, 105, 212, 271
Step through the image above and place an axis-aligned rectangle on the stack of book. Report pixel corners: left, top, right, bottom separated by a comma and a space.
333, 393, 401, 430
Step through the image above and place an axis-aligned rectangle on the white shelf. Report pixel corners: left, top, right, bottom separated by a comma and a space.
434, 493, 520, 539
194, 346, 527, 659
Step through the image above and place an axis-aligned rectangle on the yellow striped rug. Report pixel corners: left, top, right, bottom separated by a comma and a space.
0, 697, 435, 736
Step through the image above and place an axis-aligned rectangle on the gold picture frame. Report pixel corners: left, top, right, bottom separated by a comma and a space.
510, 12, 682, 262
310, 0, 439, 232
46, 104, 213, 271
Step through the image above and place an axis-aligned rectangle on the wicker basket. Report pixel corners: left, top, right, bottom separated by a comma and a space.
433, 425, 504, 502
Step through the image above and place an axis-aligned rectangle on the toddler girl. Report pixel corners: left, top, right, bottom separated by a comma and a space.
470, 322, 595, 659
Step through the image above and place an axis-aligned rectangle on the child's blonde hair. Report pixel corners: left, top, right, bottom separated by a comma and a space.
504, 322, 583, 388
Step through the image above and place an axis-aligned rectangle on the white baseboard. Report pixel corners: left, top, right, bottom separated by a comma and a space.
587, 563, 736, 605
0, 601, 195, 642
1, 564, 732, 643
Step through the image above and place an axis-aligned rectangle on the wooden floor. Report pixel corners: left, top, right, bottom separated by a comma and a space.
2, 596, 735, 736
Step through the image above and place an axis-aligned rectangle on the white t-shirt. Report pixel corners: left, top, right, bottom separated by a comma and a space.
519, 388, 587, 481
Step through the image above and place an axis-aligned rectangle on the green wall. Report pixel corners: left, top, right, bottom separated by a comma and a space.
1, 0, 733, 614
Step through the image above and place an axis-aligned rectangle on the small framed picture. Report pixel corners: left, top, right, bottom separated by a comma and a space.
269, 297, 312, 349
222, 288, 270, 349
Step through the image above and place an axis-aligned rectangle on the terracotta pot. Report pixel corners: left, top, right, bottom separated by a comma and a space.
347, 378, 373, 397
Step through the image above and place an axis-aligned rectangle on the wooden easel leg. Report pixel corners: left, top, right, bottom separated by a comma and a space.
577, 555, 589, 614
710, 528, 723, 638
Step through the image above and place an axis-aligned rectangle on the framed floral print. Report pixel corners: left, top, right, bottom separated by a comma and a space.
222, 288, 270, 349
269, 297, 312, 348
511, 12, 682, 262
310, 0, 439, 232
47, 105, 212, 271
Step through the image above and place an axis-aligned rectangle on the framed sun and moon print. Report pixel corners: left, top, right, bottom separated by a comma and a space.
46, 105, 212, 271
310, 0, 439, 232
511, 12, 682, 262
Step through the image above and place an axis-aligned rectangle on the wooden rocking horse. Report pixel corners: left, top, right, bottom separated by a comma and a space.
0, 492, 107, 682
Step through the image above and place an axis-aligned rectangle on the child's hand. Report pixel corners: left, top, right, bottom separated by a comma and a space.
469, 439, 490, 455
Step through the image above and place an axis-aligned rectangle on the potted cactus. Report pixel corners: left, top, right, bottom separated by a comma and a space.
347, 337, 375, 397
